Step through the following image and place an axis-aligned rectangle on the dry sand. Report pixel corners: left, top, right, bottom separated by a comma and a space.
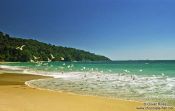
0, 73, 173, 111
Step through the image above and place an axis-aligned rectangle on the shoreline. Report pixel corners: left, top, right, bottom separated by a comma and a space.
25, 78, 144, 104
0, 63, 144, 104
0, 73, 144, 111
25, 78, 175, 108
1, 64, 175, 107
0, 62, 21, 64
0, 62, 174, 111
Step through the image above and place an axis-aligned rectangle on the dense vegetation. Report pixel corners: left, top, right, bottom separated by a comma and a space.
0, 32, 110, 62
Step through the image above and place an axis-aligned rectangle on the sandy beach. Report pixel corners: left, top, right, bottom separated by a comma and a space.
0, 73, 146, 111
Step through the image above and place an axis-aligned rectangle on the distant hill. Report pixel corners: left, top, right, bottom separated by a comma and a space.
0, 32, 110, 62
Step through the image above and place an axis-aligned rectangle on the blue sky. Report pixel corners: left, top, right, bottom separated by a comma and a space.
0, 0, 175, 60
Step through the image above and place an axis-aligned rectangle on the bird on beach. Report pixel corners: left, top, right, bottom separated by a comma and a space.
97, 75, 100, 79
131, 75, 136, 80
16, 45, 25, 51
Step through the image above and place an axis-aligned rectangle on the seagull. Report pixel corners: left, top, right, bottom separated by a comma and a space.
43, 62, 48, 66
81, 67, 86, 71
16, 45, 25, 51
50, 54, 55, 59
30, 59, 35, 63
108, 69, 112, 72
33, 56, 40, 60
47, 57, 51, 62
70, 64, 74, 68
124, 69, 130, 73
131, 75, 136, 80
161, 73, 165, 76
67, 65, 71, 68
95, 68, 98, 71
60, 57, 64, 61
139, 69, 143, 72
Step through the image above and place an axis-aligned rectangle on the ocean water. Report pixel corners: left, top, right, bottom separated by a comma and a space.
1, 61, 175, 105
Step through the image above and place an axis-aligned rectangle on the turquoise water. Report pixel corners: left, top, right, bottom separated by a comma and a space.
1, 61, 175, 105
4, 61, 175, 77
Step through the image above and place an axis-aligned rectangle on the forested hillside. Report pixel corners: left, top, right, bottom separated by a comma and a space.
0, 32, 110, 62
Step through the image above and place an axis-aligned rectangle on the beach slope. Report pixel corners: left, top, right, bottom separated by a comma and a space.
0, 73, 143, 111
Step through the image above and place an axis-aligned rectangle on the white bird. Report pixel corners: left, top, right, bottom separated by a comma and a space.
47, 57, 51, 62
124, 69, 130, 73
30, 59, 35, 63
70, 64, 74, 67
108, 69, 112, 72
60, 57, 64, 61
81, 67, 86, 71
67, 65, 71, 68
33, 56, 40, 60
132, 76, 136, 80
50, 54, 55, 59
139, 69, 143, 72
16, 45, 25, 51
161, 73, 165, 76
43, 63, 48, 66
